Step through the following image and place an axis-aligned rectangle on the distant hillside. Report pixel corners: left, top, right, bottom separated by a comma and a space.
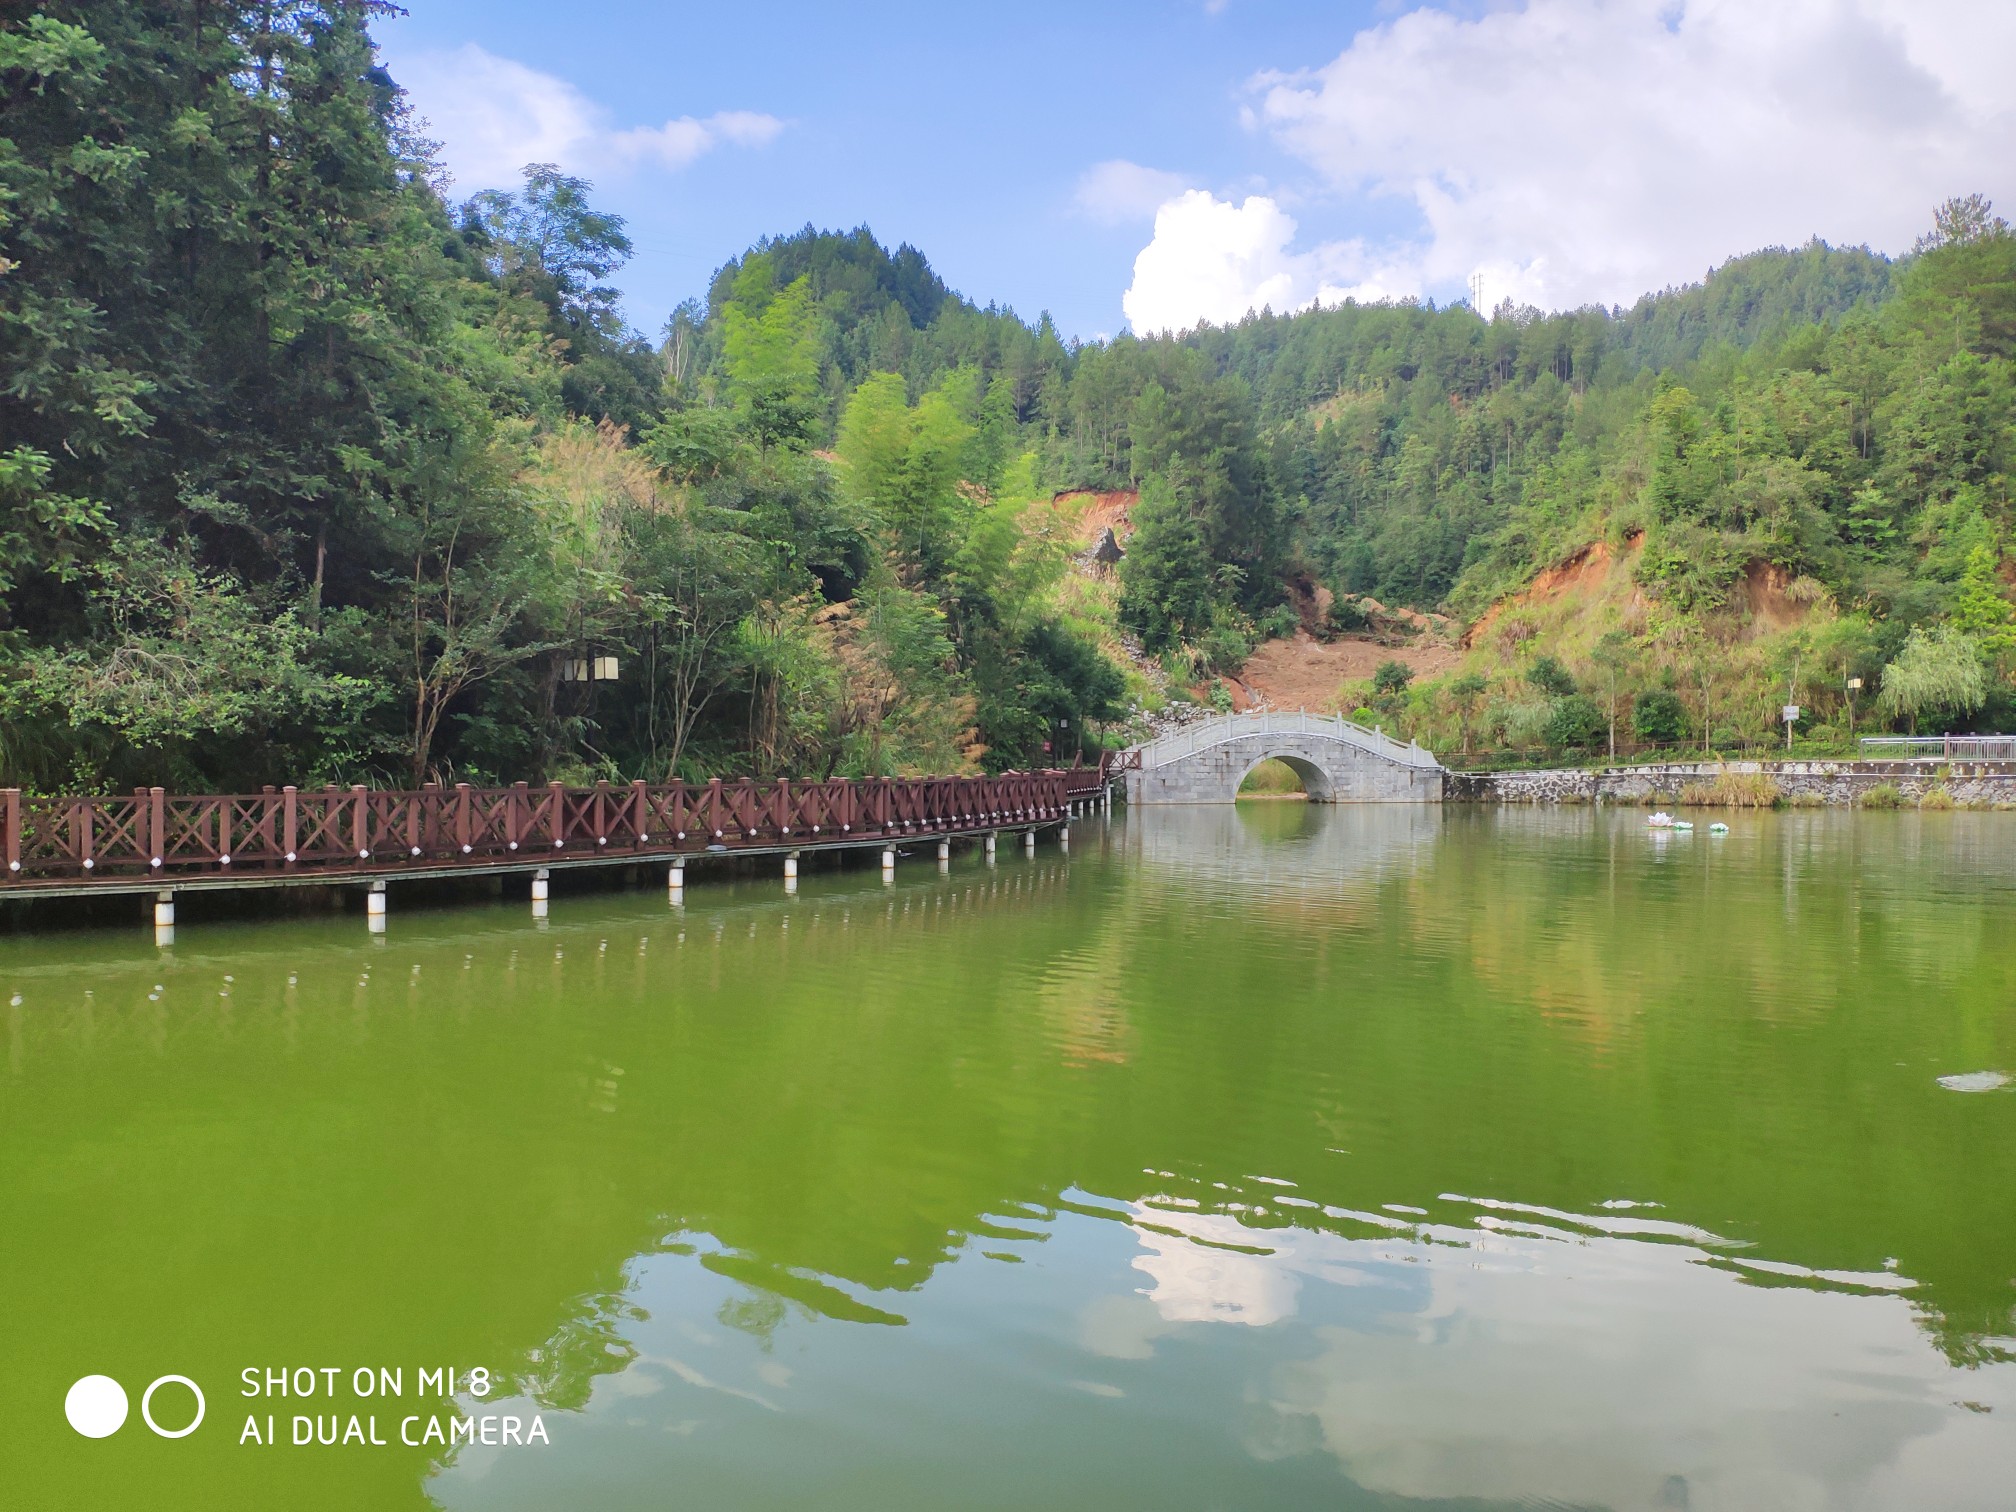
673, 209, 2012, 754
1601, 241, 1897, 373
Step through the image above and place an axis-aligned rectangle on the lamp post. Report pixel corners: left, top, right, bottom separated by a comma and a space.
1846, 675, 1862, 747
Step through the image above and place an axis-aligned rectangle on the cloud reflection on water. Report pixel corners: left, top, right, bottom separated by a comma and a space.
1122, 1197, 2016, 1512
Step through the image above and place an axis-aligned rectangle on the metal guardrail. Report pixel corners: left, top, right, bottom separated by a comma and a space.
1857, 736, 2016, 760
1132, 710, 1441, 771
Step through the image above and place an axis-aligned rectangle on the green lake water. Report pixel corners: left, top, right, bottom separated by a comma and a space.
6, 805, 2016, 1510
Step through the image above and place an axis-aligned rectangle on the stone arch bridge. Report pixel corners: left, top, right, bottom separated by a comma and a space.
1120, 711, 1445, 804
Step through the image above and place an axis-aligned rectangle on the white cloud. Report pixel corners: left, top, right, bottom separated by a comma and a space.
1075, 160, 1195, 225
1245, 0, 2016, 313
1121, 190, 1415, 334
396, 44, 784, 191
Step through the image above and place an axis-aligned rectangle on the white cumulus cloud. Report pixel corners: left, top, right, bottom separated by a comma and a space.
1123, 1, 2016, 331
1122, 190, 1413, 334
396, 44, 784, 191
1250, 0, 2016, 314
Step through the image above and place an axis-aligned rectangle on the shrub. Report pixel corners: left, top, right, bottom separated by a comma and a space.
1544, 693, 1605, 748
1208, 679, 1235, 713
1326, 596, 1369, 634
1633, 688, 1688, 745
1860, 782, 1903, 809
1527, 654, 1577, 698
1919, 784, 1956, 810
1257, 604, 1300, 641
1373, 660, 1415, 695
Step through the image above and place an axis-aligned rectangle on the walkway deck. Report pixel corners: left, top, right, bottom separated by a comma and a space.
2, 768, 1112, 900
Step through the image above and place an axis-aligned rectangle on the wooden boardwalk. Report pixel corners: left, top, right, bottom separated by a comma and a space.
2, 767, 1112, 900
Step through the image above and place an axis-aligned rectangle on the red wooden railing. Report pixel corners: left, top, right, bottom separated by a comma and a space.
0, 764, 1112, 888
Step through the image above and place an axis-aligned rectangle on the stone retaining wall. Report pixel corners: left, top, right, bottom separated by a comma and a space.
1446, 760, 2016, 807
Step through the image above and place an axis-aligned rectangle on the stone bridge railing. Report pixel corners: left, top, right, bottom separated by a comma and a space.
1132, 711, 1442, 772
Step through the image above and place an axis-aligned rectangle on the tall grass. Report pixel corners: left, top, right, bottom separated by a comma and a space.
1678, 768, 1783, 808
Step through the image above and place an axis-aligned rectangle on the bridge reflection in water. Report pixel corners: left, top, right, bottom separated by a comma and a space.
5, 806, 2013, 1510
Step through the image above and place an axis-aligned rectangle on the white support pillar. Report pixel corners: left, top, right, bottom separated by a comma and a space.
153, 889, 175, 928
1059, 824, 1070, 850
1023, 830, 1036, 855
367, 880, 387, 934
531, 867, 549, 921
668, 860, 685, 897
784, 851, 799, 894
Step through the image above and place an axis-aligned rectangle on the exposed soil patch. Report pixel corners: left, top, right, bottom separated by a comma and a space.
1738, 560, 1810, 638
1052, 489, 1139, 548
1238, 630, 1459, 711
1463, 534, 1653, 649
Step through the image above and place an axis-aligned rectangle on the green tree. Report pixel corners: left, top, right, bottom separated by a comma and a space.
1590, 631, 1636, 759
1950, 545, 2016, 660
1527, 655, 1577, 698
464, 164, 633, 333
835, 371, 975, 587
1373, 661, 1415, 696
722, 261, 825, 449
1119, 474, 1216, 653
1544, 694, 1605, 749
1632, 688, 1688, 746
1879, 626, 1987, 733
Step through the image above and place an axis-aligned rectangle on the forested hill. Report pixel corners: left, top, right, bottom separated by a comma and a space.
4, 4, 2014, 796
674, 227, 1918, 616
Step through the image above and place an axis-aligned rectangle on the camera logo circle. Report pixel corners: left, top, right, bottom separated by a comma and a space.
64, 1376, 127, 1439
66, 1375, 205, 1439
142, 1375, 205, 1438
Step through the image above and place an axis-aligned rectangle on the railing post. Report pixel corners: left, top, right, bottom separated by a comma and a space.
283, 786, 298, 864
2, 788, 17, 879
351, 785, 369, 859
550, 781, 568, 848
149, 786, 165, 868
631, 780, 649, 844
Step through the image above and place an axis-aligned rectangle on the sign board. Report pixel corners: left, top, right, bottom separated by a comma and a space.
1782, 704, 1801, 722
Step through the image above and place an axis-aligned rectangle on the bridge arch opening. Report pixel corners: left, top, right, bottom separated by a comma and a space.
1235, 753, 1333, 804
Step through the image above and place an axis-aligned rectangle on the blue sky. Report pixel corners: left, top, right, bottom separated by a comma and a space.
377, 1, 2016, 343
